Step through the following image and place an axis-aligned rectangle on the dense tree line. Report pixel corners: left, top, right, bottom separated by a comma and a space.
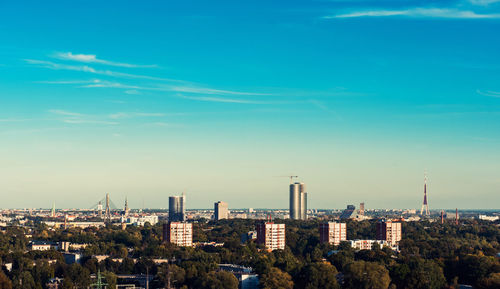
0, 218, 498, 288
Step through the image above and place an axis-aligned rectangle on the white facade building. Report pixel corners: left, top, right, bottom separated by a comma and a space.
319, 222, 346, 245
164, 222, 193, 247
256, 222, 285, 251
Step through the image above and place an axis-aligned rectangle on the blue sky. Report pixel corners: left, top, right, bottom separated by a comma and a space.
0, 0, 499, 209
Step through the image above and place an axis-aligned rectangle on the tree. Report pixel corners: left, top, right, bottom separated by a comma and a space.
296, 262, 340, 289
259, 267, 294, 289
398, 258, 446, 289
61, 277, 73, 289
477, 273, 500, 289
102, 271, 117, 289
13, 271, 37, 289
343, 261, 391, 289
0, 271, 12, 289
200, 271, 238, 289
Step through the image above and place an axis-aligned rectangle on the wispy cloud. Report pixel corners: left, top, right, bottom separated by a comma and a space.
53, 52, 157, 68
181, 95, 264, 104
324, 8, 500, 19
477, 89, 500, 97
0, 118, 33, 122
36, 79, 101, 85
46, 77, 269, 97
48, 109, 118, 125
25, 59, 180, 82
469, 0, 500, 6
108, 112, 166, 119
124, 89, 141, 95
28, 59, 268, 97
48, 109, 83, 117
168, 85, 271, 96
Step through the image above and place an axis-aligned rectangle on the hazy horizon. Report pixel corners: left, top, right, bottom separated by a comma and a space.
1, 1, 499, 210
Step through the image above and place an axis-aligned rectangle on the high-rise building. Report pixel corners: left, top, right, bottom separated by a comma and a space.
214, 201, 229, 220
376, 220, 402, 245
256, 222, 285, 251
359, 202, 365, 216
289, 182, 307, 220
319, 222, 347, 245
169, 193, 186, 222
163, 222, 193, 247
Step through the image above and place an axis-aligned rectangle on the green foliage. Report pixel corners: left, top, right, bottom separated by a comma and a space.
296, 262, 340, 289
259, 267, 294, 289
0, 270, 11, 289
343, 260, 391, 289
391, 257, 446, 289
0, 218, 497, 288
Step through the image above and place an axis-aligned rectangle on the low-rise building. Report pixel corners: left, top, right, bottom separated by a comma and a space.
29, 240, 57, 251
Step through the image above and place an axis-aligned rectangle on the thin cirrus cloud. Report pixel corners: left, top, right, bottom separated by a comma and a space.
108, 112, 167, 119
181, 95, 265, 104
27, 59, 268, 97
79, 79, 269, 97
53, 52, 157, 68
324, 8, 500, 19
48, 109, 119, 125
24, 59, 181, 82
476, 89, 500, 97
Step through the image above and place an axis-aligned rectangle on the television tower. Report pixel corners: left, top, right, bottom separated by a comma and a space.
420, 173, 430, 216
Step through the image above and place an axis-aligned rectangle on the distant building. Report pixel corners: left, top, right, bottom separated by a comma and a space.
163, 222, 192, 247
169, 193, 186, 222
121, 215, 159, 226
256, 222, 285, 251
349, 239, 393, 250
218, 264, 259, 289
319, 222, 346, 245
340, 205, 358, 219
241, 230, 258, 243
29, 240, 57, 251
478, 215, 499, 221
214, 201, 229, 220
43, 221, 105, 229
359, 203, 365, 216
376, 220, 402, 245
64, 253, 82, 264
290, 182, 307, 220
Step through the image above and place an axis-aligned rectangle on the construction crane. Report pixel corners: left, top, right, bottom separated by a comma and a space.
275, 175, 298, 183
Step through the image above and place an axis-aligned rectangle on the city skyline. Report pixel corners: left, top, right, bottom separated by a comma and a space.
1, 1, 500, 209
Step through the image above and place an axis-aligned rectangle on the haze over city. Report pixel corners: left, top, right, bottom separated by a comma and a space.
1, 0, 500, 209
